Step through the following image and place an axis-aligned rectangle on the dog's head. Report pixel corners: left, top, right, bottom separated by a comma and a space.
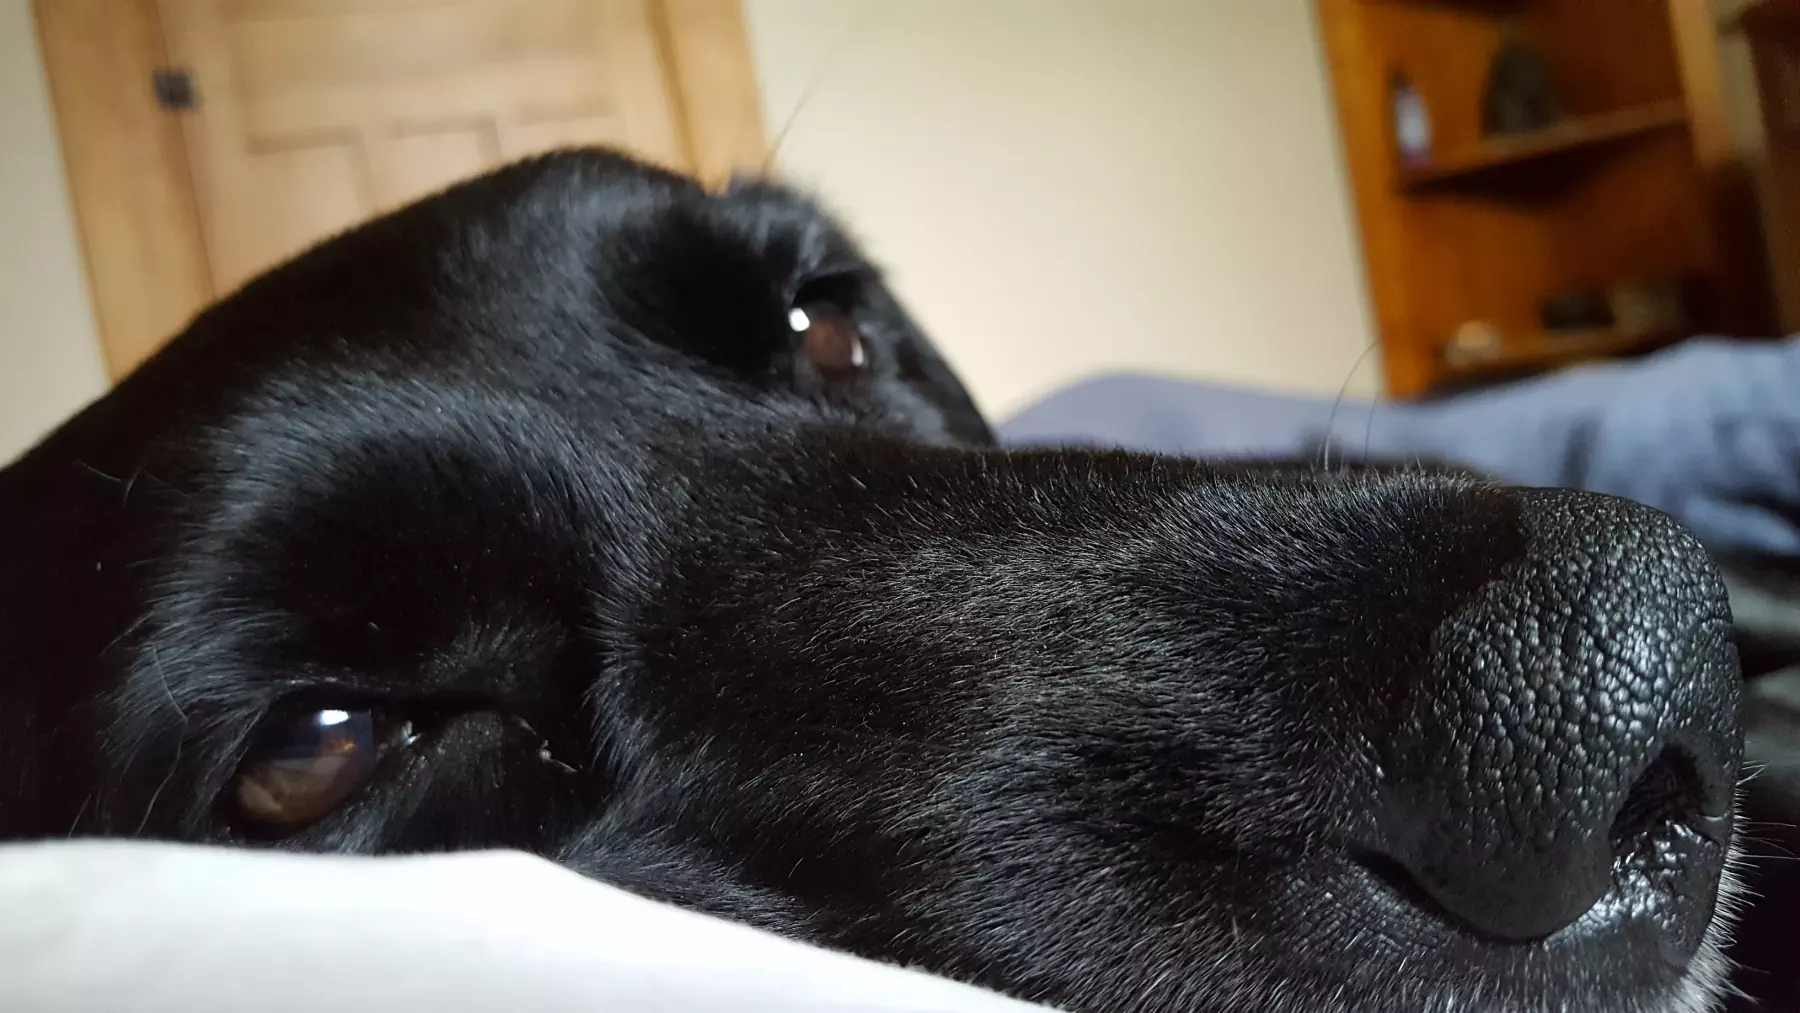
0, 151, 1743, 1013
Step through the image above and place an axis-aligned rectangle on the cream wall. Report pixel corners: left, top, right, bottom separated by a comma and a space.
742, 0, 1382, 418
0, 0, 106, 466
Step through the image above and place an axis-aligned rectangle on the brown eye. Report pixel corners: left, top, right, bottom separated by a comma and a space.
789, 302, 866, 376
231, 709, 380, 833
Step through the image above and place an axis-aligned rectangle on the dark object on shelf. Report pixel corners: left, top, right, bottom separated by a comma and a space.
1399, 102, 1687, 191
1444, 320, 1503, 366
1439, 329, 1684, 384
1608, 279, 1689, 338
1540, 290, 1614, 332
1482, 39, 1560, 137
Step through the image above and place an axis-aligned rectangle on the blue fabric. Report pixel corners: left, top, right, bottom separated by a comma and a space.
997, 337, 1800, 558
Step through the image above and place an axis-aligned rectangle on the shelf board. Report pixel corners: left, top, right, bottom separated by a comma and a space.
1441, 327, 1680, 378
1377, 0, 1523, 9
1399, 101, 1690, 191
1740, 0, 1800, 33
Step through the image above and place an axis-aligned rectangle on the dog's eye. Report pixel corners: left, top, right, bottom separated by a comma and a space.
789, 301, 866, 377
231, 708, 382, 832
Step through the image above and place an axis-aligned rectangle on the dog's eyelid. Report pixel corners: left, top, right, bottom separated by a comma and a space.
803, 259, 873, 279
792, 263, 876, 305
258, 683, 497, 718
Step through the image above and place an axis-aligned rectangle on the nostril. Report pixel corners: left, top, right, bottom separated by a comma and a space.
1359, 743, 1727, 945
1610, 746, 1708, 856
1349, 488, 1741, 950
1351, 849, 1498, 937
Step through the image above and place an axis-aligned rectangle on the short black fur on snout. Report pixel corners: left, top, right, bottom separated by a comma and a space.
0, 151, 1745, 1013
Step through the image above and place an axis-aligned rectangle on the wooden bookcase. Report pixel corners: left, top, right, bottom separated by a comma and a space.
1744, 0, 1800, 333
1317, 0, 1773, 399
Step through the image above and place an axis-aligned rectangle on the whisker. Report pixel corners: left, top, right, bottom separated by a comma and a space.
132, 736, 183, 839
788, 722, 963, 759
74, 459, 122, 484
1319, 341, 1379, 473
1738, 850, 1800, 863
66, 793, 93, 838
760, 3, 891, 177
151, 644, 189, 722
98, 612, 149, 661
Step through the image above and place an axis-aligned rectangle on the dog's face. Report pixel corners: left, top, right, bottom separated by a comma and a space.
0, 151, 1743, 1013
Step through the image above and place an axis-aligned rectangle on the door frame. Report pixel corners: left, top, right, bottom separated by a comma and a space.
32, 0, 768, 380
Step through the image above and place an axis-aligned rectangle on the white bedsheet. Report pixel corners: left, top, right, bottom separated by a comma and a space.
0, 841, 1055, 1012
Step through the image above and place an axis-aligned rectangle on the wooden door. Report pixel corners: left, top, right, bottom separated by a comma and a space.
159, 0, 693, 294
34, 0, 766, 377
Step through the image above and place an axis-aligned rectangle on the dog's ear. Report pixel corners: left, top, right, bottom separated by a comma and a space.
0, 430, 124, 836
0, 348, 217, 838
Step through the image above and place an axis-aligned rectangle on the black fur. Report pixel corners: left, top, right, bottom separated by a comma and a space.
0, 151, 1748, 1013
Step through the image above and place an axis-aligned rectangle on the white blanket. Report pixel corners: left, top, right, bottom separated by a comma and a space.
0, 841, 1054, 1012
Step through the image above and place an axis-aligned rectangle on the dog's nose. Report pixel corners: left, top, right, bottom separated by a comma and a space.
1370, 489, 1739, 944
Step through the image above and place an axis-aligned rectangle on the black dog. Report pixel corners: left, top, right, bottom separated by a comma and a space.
0, 151, 1747, 1013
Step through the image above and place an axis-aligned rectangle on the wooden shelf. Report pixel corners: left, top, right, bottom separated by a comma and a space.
1399, 101, 1689, 190
1740, 0, 1800, 33
1383, 0, 1523, 9
1319, 0, 1766, 398
1441, 328, 1679, 378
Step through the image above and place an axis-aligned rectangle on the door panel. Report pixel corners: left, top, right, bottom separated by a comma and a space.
239, 139, 366, 282
157, 0, 693, 292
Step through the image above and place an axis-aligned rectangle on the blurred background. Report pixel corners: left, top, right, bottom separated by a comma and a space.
2, 0, 1795, 464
